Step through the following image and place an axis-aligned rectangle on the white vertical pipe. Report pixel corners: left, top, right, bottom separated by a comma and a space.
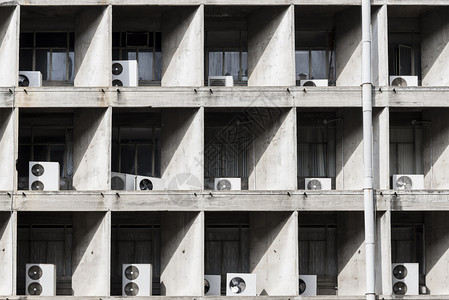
362, 1, 376, 300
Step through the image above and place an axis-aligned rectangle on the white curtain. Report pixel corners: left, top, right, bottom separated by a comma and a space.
298, 127, 335, 177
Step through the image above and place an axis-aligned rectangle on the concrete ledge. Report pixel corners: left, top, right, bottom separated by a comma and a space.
375, 87, 449, 107
0, 193, 11, 210
14, 87, 111, 107
293, 86, 361, 107
112, 87, 202, 107
0, 88, 13, 107
379, 190, 449, 211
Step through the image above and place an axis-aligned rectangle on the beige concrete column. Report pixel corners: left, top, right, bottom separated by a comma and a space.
375, 210, 392, 295
373, 107, 389, 189
160, 211, 204, 296
0, 6, 19, 87
0, 212, 16, 296
372, 5, 389, 86
74, 6, 111, 87
0, 109, 16, 190
248, 5, 295, 86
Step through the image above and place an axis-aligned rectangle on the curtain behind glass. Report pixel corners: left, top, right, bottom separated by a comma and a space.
298, 127, 335, 177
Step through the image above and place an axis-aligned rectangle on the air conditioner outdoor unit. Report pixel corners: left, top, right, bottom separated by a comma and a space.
26, 264, 56, 296
300, 79, 328, 87
19, 71, 42, 87
389, 76, 418, 87
122, 264, 152, 296
111, 172, 136, 190
392, 263, 419, 296
205, 275, 221, 296
226, 273, 256, 296
214, 178, 241, 191
208, 76, 234, 87
112, 60, 138, 87
392, 174, 424, 190
135, 176, 165, 191
305, 178, 332, 190
299, 275, 317, 296
29, 162, 60, 191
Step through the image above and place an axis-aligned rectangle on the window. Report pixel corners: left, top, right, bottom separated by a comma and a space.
18, 126, 73, 190
112, 126, 161, 177
389, 32, 421, 78
112, 32, 162, 85
295, 31, 335, 84
20, 32, 75, 83
390, 126, 423, 175
206, 31, 248, 83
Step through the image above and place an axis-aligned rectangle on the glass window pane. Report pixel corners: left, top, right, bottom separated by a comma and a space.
399, 45, 412, 75
120, 144, 136, 174
208, 52, 223, 76
155, 32, 161, 51
311, 50, 327, 79
295, 50, 309, 80
224, 51, 239, 81
154, 51, 162, 81
112, 142, 119, 172
18, 145, 31, 177
112, 32, 121, 47
127, 32, 148, 47
20, 32, 34, 47
49, 145, 65, 176
69, 33, 75, 50
137, 144, 152, 176
112, 49, 120, 60
34, 145, 48, 161
20, 49, 33, 71
51, 50, 67, 81
138, 50, 153, 81
123, 49, 137, 60
36, 32, 67, 48
68, 51, 75, 81
35, 49, 50, 80
241, 52, 248, 80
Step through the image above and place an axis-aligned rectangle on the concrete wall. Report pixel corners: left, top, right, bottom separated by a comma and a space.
336, 108, 363, 190
250, 211, 298, 296
421, 7, 449, 87
337, 212, 365, 296
335, 7, 361, 86
0, 109, 15, 190
74, 6, 111, 87
372, 5, 389, 86
161, 6, 203, 87
160, 211, 203, 296
161, 108, 203, 190
373, 107, 389, 190
0, 212, 15, 296
249, 108, 296, 190
72, 211, 110, 296
73, 108, 111, 190
425, 212, 449, 295
248, 5, 295, 86
0, 6, 19, 87
375, 210, 392, 295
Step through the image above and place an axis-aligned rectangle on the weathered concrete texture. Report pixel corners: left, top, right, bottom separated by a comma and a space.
249, 108, 297, 190
248, 5, 295, 87
250, 211, 298, 296
373, 107, 389, 190
425, 212, 449, 295
336, 108, 363, 190
0, 6, 19, 87
162, 6, 204, 87
73, 108, 111, 190
161, 108, 204, 190
372, 5, 389, 87
160, 211, 203, 296
72, 211, 110, 296
337, 212, 365, 296
0, 109, 15, 190
335, 7, 361, 86
74, 6, 111, 87
0, 212, 15, 296
421, 7, 449, 87
423, 109, 449, 189
375, 210, 392, 295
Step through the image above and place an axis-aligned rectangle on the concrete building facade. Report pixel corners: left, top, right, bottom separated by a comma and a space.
0, 0, 449, 299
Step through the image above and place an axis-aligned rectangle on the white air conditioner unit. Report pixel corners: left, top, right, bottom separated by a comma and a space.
214, 178, 241, 191
135, 176, 165, 191
111, 172, 136, 190
392, 174, 424, 190
226, 273, 256, 296
300, 79, 328, 87
29, 162, 60, 191
26, 264, 56, 296
112, 60, 138, 87
305, 178, 332, 190
122, 264, 152, 296
205, 275, 221, 296
208, 76, 234, 87
389, 76, 418, 87
392, 263, 418, 296
19, 71, 42, 87
299, 275, 317, 296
